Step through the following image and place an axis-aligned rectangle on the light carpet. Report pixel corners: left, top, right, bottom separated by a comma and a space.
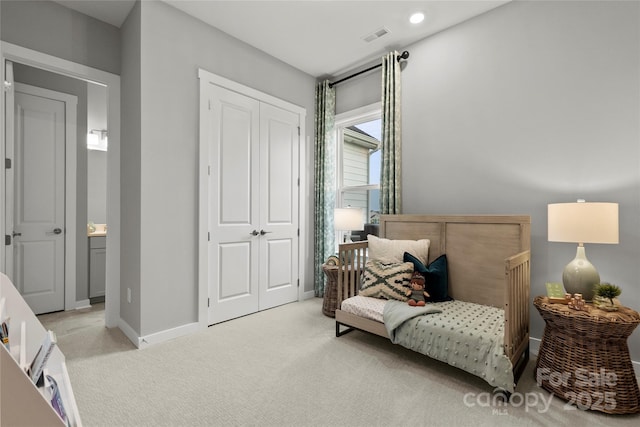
39, 298, 640, 427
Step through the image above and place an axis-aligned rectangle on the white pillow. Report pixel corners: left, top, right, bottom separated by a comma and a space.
367, 234, 430, 265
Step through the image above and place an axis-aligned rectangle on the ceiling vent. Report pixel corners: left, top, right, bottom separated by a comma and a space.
362, 27, 390, 43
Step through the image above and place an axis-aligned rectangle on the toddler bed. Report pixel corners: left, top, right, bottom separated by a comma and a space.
334, 215, 531, 393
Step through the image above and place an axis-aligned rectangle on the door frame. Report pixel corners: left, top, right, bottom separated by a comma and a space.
7, 81, 77, 313
1, 42, 121, 328
197, 69, 307, 328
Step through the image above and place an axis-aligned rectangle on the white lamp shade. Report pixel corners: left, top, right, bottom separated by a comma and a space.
334, 207, 364, 231
548, 202, 619, 244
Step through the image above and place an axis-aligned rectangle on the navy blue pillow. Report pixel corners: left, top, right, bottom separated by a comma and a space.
403, 252, 452, 302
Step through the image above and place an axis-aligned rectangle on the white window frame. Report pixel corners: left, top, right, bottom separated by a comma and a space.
334, 102, 381, 213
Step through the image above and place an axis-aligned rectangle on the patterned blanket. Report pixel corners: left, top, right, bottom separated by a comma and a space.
383, 299, 515, 392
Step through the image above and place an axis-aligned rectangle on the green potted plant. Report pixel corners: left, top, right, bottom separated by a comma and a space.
594, 283, 621, 311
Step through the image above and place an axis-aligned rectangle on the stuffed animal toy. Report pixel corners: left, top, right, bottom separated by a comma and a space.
406, 272, 429, 306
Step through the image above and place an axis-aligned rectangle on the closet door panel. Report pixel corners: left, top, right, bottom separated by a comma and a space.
259, 103, 299, 310
208, 85, 260, 324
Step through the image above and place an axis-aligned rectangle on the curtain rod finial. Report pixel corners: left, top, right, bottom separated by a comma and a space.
397, 51, 410, 61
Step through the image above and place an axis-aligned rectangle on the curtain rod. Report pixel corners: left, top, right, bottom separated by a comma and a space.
329, 50, 409, 88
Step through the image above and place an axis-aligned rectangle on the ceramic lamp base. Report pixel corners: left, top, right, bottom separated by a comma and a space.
562, 245, 600, 301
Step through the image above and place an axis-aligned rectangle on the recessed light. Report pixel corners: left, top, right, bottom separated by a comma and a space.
410, 12, 425, 24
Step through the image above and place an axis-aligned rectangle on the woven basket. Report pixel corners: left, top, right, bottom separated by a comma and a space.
322, 264, 339, 317
534, 296, 640, 414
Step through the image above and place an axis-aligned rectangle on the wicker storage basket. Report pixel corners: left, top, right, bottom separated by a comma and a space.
534, 296, 640, 414
322, 264, 339, 317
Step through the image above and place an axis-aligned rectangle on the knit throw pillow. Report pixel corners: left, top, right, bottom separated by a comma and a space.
367, 234, 430, 265
359, 261, 414, 301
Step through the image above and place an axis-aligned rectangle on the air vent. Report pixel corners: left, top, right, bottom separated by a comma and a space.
362, 27, 390, 43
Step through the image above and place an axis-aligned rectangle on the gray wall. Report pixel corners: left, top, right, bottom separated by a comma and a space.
12, 63, 90, 303
328, 0, 640, 362
0, 0, 120, 74
2, 0, 120, 305
87, 150, 107, 224
120, 1, 142, 333
130, 1, 315, 336
400, 0, 640, 360
87, 83, 108, 224
335, 67, 381, 115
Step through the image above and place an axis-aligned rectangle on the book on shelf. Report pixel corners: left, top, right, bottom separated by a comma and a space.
0, 296, 8, 350
0, 317, 9, 350
47, 374, 71, 427
27, 330, 57, 386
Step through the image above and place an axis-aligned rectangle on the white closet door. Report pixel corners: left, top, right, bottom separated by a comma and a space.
208, 85, 261, 324
206, 82, 301, 325
258, 103, 299, 310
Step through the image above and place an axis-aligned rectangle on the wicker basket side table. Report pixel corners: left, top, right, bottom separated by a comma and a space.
533, 296, 640, 414
322, 264, 339, 317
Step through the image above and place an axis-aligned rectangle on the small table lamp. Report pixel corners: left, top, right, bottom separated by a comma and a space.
548, 201, 619, 301
334, 207, 364, 244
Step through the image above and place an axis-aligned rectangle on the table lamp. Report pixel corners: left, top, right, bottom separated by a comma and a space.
334, 207, 364, 244
548, 201, 619, 301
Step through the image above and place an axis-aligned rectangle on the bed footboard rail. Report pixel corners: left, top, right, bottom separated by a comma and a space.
504, 250, 531, 375
336, 241, 368, 308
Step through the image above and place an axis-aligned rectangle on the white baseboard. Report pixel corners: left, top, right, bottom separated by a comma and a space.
74, 299, 91, 310
529, 337, 541, 357
137, 321, 201, 349
118, 318, 141, 348
117, 318, 202, 349
301, 290, 315, 300
529, 337, 640, 378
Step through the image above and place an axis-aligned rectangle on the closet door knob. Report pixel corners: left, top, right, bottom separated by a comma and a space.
259, 230, 272, 236
250, 230, 260, 236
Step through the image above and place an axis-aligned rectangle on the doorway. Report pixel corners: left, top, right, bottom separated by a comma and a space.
1, 42, 121, 328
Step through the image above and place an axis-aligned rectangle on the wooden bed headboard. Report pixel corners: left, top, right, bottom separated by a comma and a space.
379, 215, 531, 308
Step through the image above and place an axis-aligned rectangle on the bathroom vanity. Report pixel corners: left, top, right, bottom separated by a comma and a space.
88, 225, 106, 300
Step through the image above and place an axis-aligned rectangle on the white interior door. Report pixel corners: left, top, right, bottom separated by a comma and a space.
205, 82, 300, 325
208, 84, 261, 324
8, 83, 75, 314
258, 103, 299, 310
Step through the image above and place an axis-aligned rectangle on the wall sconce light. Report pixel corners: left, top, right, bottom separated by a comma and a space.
87, 129, 108, 151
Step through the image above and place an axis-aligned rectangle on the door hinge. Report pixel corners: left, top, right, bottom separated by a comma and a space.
297, 279, 300, 288
4, 235, 10, 246
208, 99, 211, 110
208, 298, 210, 307
208, 165, 211, 176
297, 126, 300, 136
5, 158, 11, 169
208, 232, 210, 241
297, 228, 299, 236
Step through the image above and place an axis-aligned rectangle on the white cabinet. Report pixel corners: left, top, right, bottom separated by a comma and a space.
89, 236, 106, 299
0, 273, 82, 426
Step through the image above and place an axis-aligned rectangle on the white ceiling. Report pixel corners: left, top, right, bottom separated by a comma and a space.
53, 0, 509, 77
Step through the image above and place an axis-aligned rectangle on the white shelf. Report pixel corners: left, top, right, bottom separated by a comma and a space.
0, 273, 82, 426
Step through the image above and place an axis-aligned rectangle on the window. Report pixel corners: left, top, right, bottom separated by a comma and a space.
335, 104, 381, 227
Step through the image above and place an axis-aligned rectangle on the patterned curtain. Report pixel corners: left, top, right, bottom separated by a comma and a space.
380, 51, 402, 215
314, 81, 336, 296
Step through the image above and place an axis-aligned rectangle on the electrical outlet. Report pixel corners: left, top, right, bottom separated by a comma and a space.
127, 288, 132, 303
